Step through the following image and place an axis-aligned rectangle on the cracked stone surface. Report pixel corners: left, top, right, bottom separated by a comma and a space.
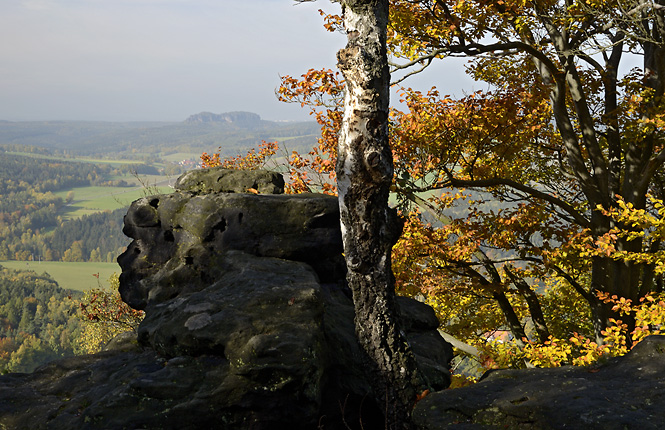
413, 335, 665, 430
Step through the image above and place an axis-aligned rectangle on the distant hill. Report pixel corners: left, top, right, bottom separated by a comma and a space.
185, 111, 264, 127
0, 112, 320, 159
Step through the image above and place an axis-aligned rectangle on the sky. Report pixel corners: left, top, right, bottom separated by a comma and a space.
0, 0, 473, 122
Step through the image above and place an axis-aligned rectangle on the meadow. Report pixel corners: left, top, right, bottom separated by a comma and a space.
0, 153, 171, 289
0, 261, 121, 291
54, 180, 174, 219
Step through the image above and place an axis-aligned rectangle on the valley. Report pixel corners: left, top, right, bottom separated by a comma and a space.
0, 112, 319, 373
0, 110, 318, 268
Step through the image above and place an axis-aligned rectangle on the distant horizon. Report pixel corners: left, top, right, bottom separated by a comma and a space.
0, 110, 318, 124
0, 1, 473, 124
0, 1, 345, 123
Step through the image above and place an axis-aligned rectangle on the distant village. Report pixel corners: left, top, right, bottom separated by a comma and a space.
177, 158, 203, 170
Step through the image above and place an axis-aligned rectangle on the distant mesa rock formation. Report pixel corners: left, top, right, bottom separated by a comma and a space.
184, 111, 263, 127
0, 167, 453, 430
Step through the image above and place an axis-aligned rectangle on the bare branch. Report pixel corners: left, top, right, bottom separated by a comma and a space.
390, 58, 435, 85
389, 41, 560, 84
438, 329, 481, 358
428, 175, 591, 228
626, 0, 665, 16
389, 48, 448, 71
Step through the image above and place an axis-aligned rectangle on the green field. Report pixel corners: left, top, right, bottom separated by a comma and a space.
0, 261, 121, 291
54, 182, 174, 219
5, 149, 180, 219
7, 151, 177, 199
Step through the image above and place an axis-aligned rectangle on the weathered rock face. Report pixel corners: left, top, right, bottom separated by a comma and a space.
118, 168, 346, 309
413, 335, 665, 430
0, 255, 451, 430
0, 168, 453, 430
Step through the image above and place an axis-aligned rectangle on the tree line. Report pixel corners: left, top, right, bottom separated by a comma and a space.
0, 153, 132, 262
2, 209, 129, 263
0, 266, 82, 373
0, 153, 106, 194
0, 266, 140, 374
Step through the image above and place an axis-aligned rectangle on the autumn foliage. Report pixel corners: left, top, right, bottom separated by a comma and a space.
201, 140, 280, 171
200, 1, 665, 379
76, 273, 144, 354
203, 68, 341, 195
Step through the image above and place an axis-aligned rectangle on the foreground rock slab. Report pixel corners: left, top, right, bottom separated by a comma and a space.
414, 335, 665, 430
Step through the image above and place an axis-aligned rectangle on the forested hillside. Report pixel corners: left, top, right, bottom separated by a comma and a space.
0, 153, 130, 261
0, 114, 320, 264
0, 265, 82, 373
0, 152, 107, 193
4, 209, 129, 262
49, 209, 128, 262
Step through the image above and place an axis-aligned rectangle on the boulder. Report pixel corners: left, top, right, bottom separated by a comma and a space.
118, 179, 346, 309
174, 167, 285, 195
413, 335, 665, 430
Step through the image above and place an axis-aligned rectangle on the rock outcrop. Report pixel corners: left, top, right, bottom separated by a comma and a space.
8, 167, 660, 429
118, 168, 346, 309
413, 334, 665, 430
0, 168, 453, 430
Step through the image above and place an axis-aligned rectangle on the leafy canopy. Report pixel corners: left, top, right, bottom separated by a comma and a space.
203, 0, 665, 375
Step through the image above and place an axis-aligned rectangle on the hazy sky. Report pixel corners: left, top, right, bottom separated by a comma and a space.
0, 0, 472, 122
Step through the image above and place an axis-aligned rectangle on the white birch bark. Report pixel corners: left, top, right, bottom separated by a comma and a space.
336, 1, 423, 427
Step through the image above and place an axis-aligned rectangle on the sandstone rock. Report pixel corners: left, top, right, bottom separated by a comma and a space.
174, 167, 285, 195
413, 335, 665, 430
137, 251, 325, 360
0, 169, 453, 430
0, 251, 452, 430
397, 296, 454, 391
118, 187, 345, 309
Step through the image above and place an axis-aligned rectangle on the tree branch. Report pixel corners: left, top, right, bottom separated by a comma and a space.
390, 57, 436, 85
389, 48, 448, 71
389, 40, 560, 84
638, 148, 665, 193
437, 330, 481, 358
429, 175, 591, 228
548, 263, 593, 302
504, 264, 550, 343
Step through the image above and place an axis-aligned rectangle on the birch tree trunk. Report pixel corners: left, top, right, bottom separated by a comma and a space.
336, 1, 423, 427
